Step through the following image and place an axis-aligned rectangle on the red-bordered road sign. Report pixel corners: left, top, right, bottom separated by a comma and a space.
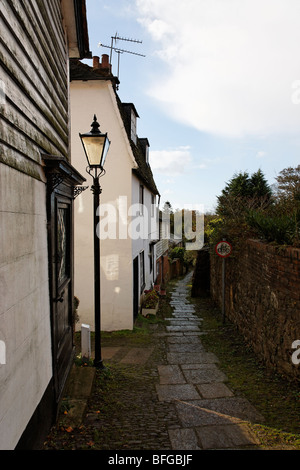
215, 240, 232, 258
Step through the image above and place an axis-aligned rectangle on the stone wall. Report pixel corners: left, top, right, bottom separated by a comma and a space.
210, 239, 300, 381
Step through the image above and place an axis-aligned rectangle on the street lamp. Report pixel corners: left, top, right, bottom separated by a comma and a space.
79, 115, 110, 368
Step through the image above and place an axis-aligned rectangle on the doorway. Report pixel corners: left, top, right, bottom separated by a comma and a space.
133, 256, 139, 320
43, 155, 85, 402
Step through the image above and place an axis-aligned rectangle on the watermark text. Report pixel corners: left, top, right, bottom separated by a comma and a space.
0, 80, 5, 106
95, 197, 204, 250
0, 340, 6, 365
292, 340, 300, 365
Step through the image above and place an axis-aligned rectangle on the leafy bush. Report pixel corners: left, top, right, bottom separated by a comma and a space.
247, 210, 299, 245
142, 289, 159, 309
168, 247, 185, 263
210, 167, 300, 248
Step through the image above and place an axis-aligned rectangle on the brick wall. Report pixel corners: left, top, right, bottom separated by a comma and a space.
210, 239, 300, 381
156, 254, 184, 285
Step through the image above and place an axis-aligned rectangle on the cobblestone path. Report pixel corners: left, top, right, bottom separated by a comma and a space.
44, 271, 263, 450
154, 272, 262, 449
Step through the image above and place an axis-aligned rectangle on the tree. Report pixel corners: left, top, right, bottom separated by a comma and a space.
246, 166, 300, 246
249, 169, 273, 199
275, 165, 300, 205
216, 169, 272, 217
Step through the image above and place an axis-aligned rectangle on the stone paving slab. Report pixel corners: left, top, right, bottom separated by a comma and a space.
196, 382, 234, 399
170, 308, 193, 311
182, 364, 227, 384
168, 428, 202, 450
166, 321, 202, 327
167, 336, 202, 344
168, 343, 205, 353
170, 312, 197, 316
157, 365, 186, 384
183, 331, 207, 336
175, 397, 264, 427
195, 423, 260, 449
156, 384, 201, 402
171, 302, 195, 306
172, 313, 195, 316
171, 308, 196, 313
171, 316, 200, 321
171, 305, 196, 309
167, 316, 201, 321
167, 351, 219, 364
165, 313, 203, 323
180, 363, 218, 370
166, 325, 200, 333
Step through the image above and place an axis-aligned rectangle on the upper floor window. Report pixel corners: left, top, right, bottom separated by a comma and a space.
122, 103, 139, 145
151, 194, 155, 217
139, 184, 144, 215
139, 138, 150, 163
145, 145, 149, 164
131, 109, 137, 144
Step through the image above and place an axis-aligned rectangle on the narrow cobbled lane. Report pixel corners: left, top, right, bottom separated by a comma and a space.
155, 272, 262, 449
44, 271, 262, 450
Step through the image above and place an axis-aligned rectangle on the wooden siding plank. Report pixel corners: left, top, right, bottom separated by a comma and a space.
0, 139, 43, 181
29, 0, 67, 72
0, 0, 72, 166
10, 0, 67, 74
0, 112, 60, 165
7, 0, 67, 92
0, 43, 69, 152
0, 63, 68, 157
0, 95, 68, 159
0, 3, 68, 112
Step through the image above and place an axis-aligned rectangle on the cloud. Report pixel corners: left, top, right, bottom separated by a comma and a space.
149, 147, 192, 175
136, 0, 300, 138
256, 150, 267, 159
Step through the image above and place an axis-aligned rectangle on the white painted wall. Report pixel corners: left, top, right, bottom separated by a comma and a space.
0, 165, 52, 450
131, 173, 158, 297
70, 80, 137, 331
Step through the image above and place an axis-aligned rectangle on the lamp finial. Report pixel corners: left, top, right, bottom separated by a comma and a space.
91, 115, 100, 134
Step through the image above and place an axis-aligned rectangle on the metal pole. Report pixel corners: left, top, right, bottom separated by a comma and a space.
222, 257, 225, 324
92, 175, 104, 369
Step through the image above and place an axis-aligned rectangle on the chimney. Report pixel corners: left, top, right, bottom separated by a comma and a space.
92, 55, 112, 75
100, 54, 111, 73
93, 56, 100, 69
100, 54, 110, 68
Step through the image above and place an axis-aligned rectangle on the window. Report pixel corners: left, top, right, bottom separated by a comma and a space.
131, 109, 137, 144
151, 194, 155, 217
139, 251, 145, 293
57, 205, 70, 286
139, 184, 144, 215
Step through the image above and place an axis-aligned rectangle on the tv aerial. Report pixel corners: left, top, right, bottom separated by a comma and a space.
98, 33, 145, 82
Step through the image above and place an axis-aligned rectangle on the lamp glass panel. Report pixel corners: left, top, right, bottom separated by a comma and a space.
102, 137, 110, 167
82, 135, 106, 167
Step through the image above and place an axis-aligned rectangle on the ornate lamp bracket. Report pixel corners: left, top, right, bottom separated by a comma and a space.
73, 186, 89, 199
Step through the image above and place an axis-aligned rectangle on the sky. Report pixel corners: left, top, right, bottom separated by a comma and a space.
84, 0, 300, 212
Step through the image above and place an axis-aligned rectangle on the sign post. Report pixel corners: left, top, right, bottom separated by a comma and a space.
215, 240, 232, 323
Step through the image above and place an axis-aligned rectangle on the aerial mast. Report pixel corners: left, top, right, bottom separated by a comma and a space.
98, 33, 145, 83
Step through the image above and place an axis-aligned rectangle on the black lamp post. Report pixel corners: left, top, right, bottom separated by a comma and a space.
79, 115, 110, 368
